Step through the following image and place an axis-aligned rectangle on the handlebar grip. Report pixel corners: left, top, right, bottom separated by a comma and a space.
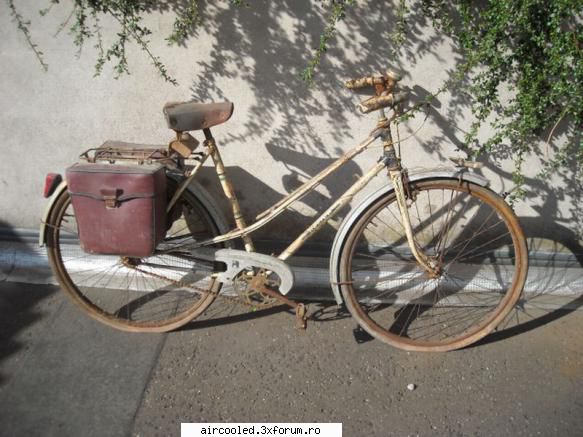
358, 91, 409, 114
344, 69, 403, 90
344, 76, 384, 90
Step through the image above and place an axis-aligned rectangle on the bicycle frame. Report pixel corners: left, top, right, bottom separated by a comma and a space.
174, 116, 436, 274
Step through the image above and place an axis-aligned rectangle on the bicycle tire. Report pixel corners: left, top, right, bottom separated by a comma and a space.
46, 180, 223, 332
339, 178, 528, 352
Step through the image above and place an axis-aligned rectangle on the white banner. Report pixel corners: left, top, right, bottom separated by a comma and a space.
181, 423, 342, 437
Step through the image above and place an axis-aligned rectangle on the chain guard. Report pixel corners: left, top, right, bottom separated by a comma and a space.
190, 248, 295, 295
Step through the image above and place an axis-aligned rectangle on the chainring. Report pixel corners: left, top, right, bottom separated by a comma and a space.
232, 268, 281, 308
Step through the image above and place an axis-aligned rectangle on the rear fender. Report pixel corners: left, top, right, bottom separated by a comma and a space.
39, 181, 68, 246
328, 169, 490, 305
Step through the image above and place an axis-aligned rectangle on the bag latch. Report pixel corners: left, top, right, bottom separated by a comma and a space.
100, 188, 121, 209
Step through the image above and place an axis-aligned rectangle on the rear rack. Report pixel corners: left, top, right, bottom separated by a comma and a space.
79, 141, 175, 166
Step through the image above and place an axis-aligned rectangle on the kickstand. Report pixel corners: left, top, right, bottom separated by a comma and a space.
295, 303, 307, 330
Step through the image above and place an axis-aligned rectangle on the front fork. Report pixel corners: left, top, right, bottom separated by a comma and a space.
381, 127, 439, 276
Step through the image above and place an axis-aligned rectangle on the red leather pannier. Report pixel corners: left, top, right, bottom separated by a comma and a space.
66, 163, 167, 257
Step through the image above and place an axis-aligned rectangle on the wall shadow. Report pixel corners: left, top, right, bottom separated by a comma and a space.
176, 1, 582, 250
195, 161, 361, 248
182, 0, 457, 244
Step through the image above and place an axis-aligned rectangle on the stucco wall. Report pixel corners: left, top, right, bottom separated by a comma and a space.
1, 1, 580, 255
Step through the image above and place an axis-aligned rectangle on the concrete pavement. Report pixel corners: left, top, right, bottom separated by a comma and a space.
1, 281, 582, 437
0, 282, 165, 437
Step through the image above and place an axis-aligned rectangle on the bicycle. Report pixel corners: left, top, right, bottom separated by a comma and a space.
40, 70, 528, 352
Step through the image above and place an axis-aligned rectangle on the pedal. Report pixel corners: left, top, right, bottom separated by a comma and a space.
353, 325, 374, 344
295, 303, 307, 330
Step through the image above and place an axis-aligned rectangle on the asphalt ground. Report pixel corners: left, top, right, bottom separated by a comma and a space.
1, 281, 582, 437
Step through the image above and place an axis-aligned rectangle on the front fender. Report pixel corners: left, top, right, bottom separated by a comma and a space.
39, 179, 231, 247
328, 168, 490, 305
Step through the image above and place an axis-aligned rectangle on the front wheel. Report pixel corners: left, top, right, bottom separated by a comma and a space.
339, 178, 528, 352
46, 181, 223, 332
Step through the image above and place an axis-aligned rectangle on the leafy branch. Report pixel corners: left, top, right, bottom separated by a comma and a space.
399, 0, 582, 197
6, 0, 48, 71
9, 0, 211, 84
300, 0, 356, 84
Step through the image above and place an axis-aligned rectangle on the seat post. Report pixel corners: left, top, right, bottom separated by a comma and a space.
203, 128, 255, 252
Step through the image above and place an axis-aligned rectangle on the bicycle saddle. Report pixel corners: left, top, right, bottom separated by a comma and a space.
163, 101, 234, 132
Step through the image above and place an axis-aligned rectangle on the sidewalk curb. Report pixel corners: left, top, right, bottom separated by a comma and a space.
2, 229, 583, 300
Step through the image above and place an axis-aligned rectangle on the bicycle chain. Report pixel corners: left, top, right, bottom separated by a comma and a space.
121, 258, 284, 312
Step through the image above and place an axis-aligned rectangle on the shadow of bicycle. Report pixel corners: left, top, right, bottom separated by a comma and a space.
0, 223, 56, 386
472, 218, 583, 347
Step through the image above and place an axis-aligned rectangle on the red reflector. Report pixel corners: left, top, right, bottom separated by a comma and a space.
44, 173, 62, 198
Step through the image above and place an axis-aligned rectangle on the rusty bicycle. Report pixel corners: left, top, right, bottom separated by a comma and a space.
40, 70, 528, 352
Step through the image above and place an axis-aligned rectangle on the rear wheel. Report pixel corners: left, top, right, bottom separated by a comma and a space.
339, 178, 528, 352
46, 182, 223, 332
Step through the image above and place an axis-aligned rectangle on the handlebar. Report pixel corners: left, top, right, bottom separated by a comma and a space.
344, 69, 407, 114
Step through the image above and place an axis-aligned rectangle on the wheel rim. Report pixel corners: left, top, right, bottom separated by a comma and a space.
47, 190, 221, 332
341, 180, 528, 351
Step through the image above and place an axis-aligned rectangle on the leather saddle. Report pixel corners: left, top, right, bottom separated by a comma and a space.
163, 101, 234, 132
